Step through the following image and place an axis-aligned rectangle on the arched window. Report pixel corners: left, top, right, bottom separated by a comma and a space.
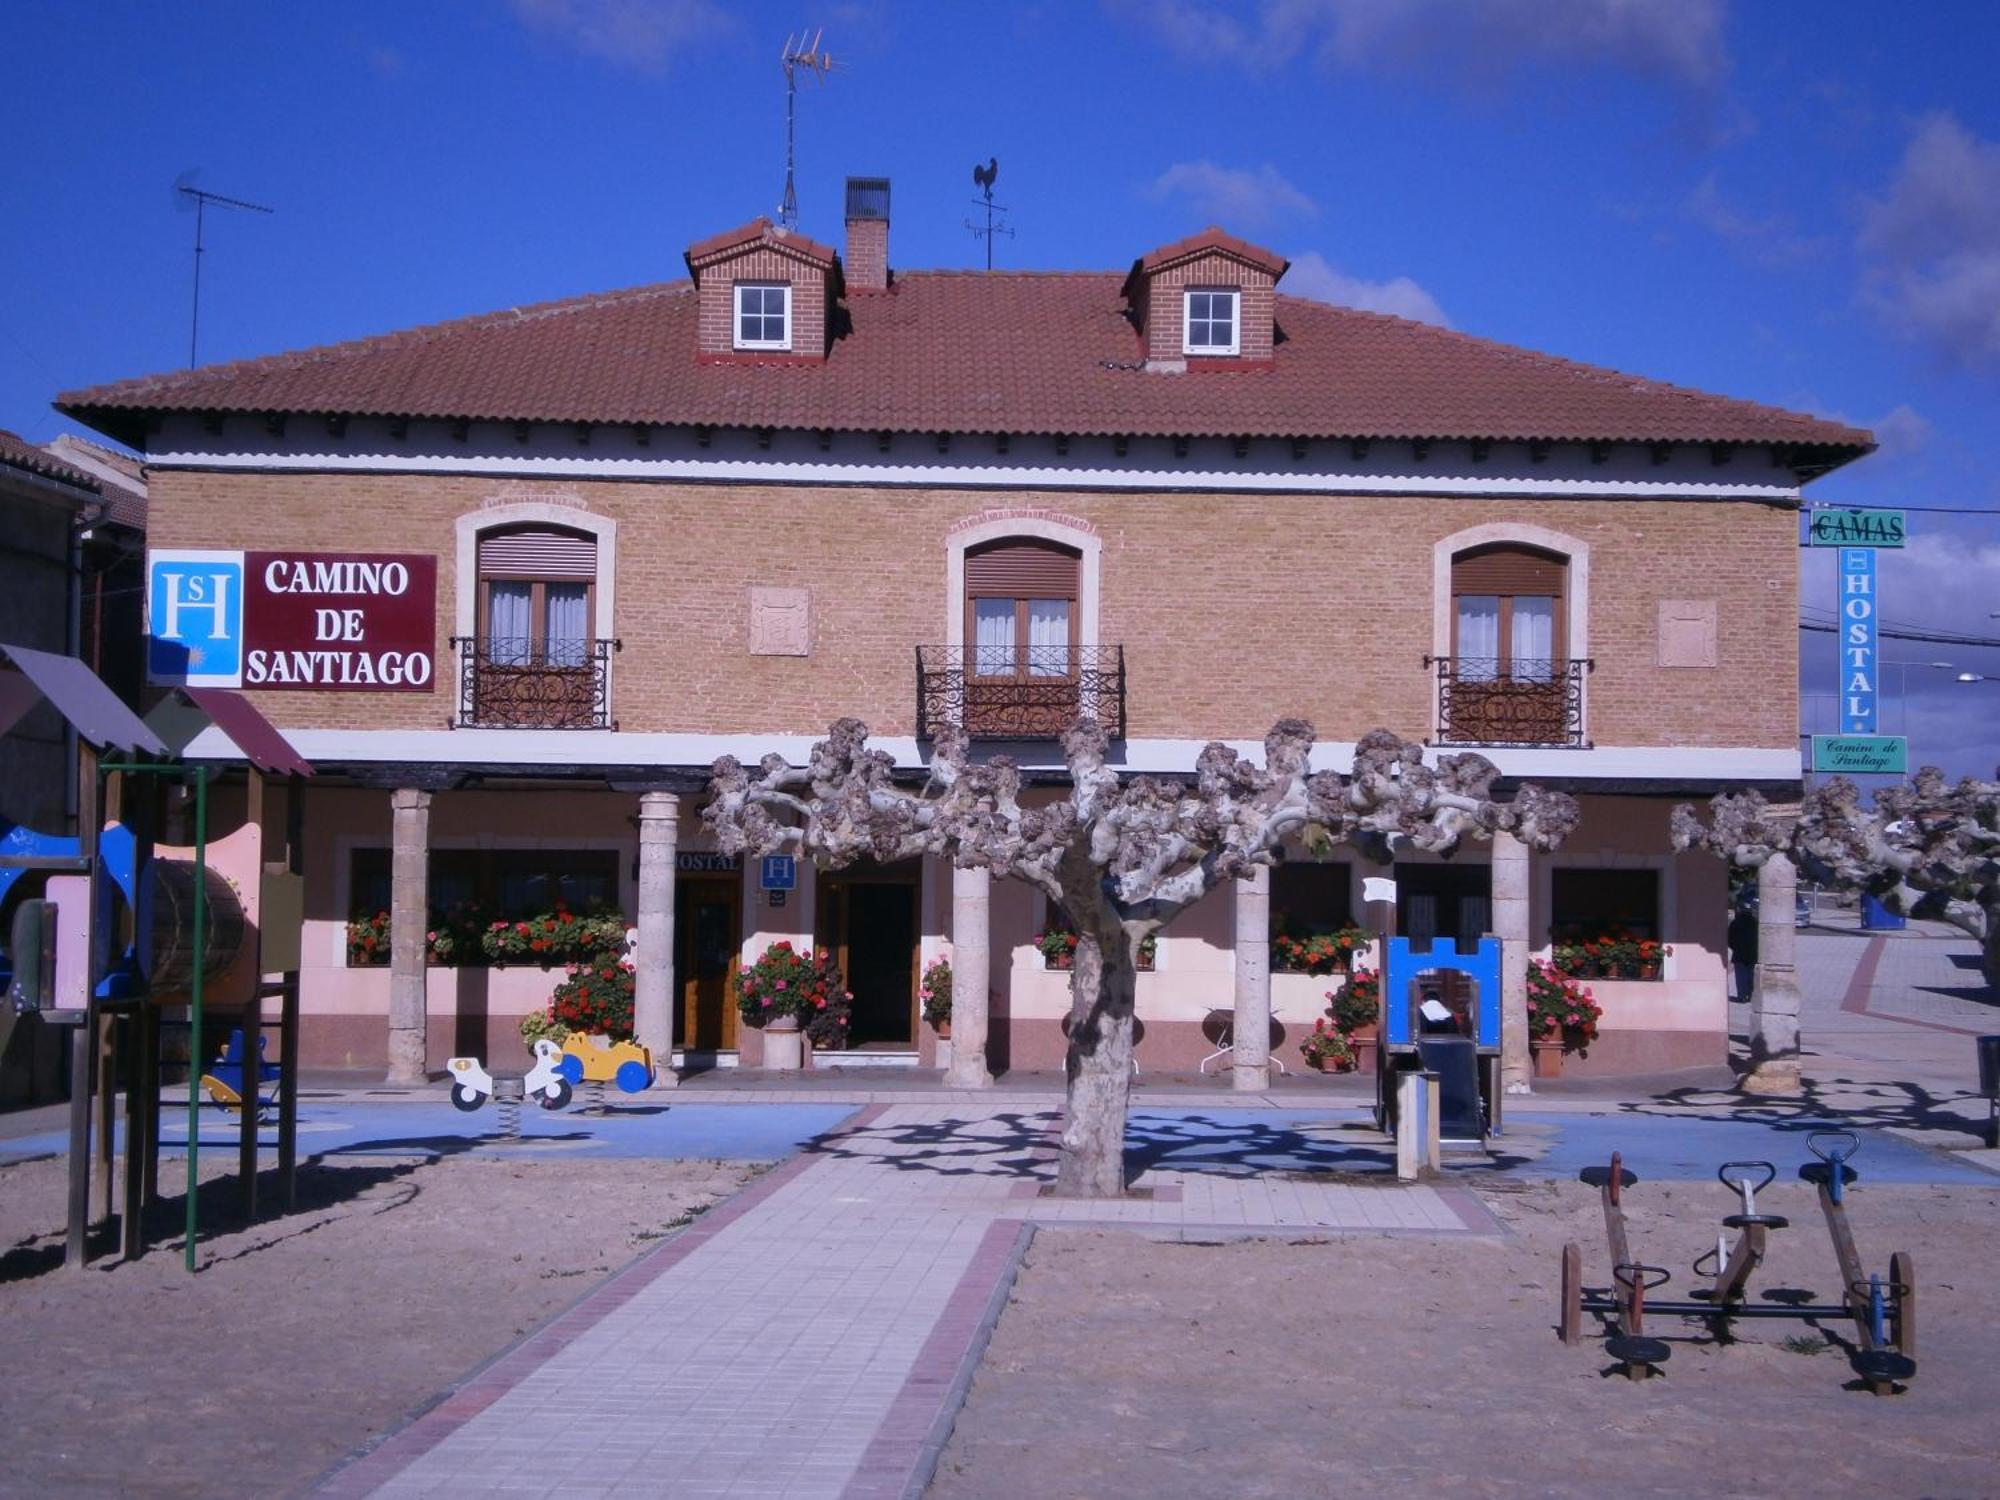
1452, 543, 1565, 683
478, 525, 596, 668
965, 539, 1081, 682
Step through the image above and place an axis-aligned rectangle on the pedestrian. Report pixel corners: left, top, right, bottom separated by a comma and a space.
1727, 898, 1758, 1003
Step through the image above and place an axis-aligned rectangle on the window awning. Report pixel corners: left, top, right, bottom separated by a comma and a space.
0, 642, 166, 754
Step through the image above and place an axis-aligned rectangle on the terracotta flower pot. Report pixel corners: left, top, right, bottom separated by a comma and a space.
933, 1020, 952, 1040
1532, 1036, 1565, 1079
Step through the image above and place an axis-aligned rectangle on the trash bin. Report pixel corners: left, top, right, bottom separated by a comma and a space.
1860, 894, 1907, 931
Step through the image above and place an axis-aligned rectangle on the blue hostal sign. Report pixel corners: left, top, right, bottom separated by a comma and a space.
1839, 547, 1878, 734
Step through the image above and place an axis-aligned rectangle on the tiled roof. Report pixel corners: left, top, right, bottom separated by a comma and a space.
685, 217, 839, 272
1134, 225, 1289, 278
58, 271, 1872, 453
0, 428, 99, 492
45, 434, 146, 530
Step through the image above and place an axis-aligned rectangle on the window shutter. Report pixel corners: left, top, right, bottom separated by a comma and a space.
1452, 544, 1563, 595
478, 527, 596, 580
965, 541, 1081, 597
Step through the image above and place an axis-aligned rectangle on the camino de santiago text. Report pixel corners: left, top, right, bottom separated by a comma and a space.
245, 555, 432, 686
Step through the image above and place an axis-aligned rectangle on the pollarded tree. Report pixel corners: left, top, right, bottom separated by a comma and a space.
1796, 770, 1999, 985
1673, 768, 2000, 1085
706, 717, 1579, 1197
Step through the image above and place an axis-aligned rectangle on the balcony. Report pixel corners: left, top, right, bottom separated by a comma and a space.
916, 645, 1126, 740
451, 637, 619, 730
1429, 656, 1590, 748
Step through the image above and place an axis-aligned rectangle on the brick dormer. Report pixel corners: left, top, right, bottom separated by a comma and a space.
684, 218, 845, 362
1121, 227, 1288, 371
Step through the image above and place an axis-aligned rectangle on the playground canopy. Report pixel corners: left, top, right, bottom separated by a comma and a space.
0, 641, 165, 754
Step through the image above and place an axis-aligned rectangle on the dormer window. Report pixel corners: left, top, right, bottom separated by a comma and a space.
1184, 288, 1239, 356
734, 283, 791, 350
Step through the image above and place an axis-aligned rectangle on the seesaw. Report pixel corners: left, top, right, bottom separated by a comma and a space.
1559, 1132, 1916, 1394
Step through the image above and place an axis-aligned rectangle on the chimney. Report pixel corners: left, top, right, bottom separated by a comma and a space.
844, 176, 890, 292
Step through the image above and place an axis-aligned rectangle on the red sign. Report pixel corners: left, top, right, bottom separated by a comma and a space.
241, 552, 438, 692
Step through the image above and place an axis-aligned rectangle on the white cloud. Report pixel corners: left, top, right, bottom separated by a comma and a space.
508, 0, 730, 72
1147, 161, 1317, 229
1284, 250, 1450, 327
1684, 173, 1828, 266
1870, 404, 1933, 462
1113, 0, 1728, 91
1858, 114, 2000, 369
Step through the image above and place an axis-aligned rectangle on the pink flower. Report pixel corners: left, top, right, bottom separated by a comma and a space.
761, 997, 773, 1008
775, 980, 788, 991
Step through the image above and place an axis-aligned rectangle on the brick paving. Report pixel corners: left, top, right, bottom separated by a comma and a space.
318, 1103, 1492, 1499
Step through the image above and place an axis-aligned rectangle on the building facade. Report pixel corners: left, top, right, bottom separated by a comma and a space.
59, 189, 1872, 1082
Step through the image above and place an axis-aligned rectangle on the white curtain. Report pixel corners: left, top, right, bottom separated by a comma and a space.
1456, 596, 1500, 680
1027, 598, 1070, 677
1511, 596, 1556, 682
974, 598, 1015, 676
546, 584, 589, 667
488, 583, 532, 666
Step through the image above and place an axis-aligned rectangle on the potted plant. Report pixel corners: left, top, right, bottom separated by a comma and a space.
1526, 959, 1602, 1077
1326, 965, 1381, 1072
1299, 1018, 1356, 1072
346, 908, 391, 967
1630, 938, 1671, 980
737, 940, 852, 1070
920, 956, 953, 1037
481, 901, 630, 967
1273, 924, 1371, 976
1037, 928, 1156, 971
547, 953, 637, 1041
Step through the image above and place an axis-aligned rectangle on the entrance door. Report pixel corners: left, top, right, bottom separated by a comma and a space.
819, 867, 919, 1048
676, 878, 740, 1051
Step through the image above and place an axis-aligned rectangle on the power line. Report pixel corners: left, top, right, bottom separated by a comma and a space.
1799, 620, 2000, 649
1804, 501, 1999, 516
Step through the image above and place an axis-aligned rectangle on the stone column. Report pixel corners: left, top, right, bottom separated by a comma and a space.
635, 792, 680, 1088
946, 864, 994, 1088
1233, 865, 1272, 1091
386, 788, 432, 1084
1745, 852, 1803, 1094
1492, 829, 1533, 1095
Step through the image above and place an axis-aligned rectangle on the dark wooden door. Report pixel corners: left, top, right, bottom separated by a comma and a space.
843, 882, 917, 1046
676, 879, 740, 1051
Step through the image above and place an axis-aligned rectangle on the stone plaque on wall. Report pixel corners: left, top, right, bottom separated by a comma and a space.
1657, 599, 1718, 668
749, 586, 811, 656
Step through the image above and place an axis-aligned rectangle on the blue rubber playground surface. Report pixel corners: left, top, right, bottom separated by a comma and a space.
2, 1100, 1990, 1186
1121, 1106, 1995, 1186
0, 1099, 859, 1165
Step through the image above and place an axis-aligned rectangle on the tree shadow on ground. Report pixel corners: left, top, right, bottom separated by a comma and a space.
1616, 1075, 1987, 1142
803, 1109, 1530, 1188
803, 1111, 1058, 1180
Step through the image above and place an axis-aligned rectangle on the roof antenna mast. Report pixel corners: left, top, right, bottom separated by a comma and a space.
173, 170, 273, 368
965, 158, 1013, 271
778, 29, 836, 228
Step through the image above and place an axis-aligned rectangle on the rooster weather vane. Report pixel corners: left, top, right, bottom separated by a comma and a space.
965, 156, 1014, 271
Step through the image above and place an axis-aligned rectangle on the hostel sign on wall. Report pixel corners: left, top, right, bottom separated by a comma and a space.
147, 550, 438, 691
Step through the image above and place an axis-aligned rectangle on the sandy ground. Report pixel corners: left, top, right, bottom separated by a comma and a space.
930, 1178, 2000, 1500
0, 1150, 752, 1498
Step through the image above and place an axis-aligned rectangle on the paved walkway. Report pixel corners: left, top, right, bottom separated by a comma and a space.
315, 1104, 1495, 1499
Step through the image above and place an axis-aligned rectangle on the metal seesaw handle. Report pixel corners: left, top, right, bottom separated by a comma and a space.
1806, 1130, 1860, 1165
1718, 1159, 1777, 1218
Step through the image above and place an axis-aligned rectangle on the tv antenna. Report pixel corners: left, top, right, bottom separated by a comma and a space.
964, 157, 1013, 271
174, 170, 273, 368
778, 29, 836, 228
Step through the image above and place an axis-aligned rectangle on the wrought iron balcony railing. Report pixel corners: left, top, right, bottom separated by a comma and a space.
916, 645, 1126, 740
1429, 656, 1591, 748
451, 637, 619, 730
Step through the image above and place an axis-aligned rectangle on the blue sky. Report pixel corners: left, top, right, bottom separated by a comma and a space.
6, 0, 1996, 777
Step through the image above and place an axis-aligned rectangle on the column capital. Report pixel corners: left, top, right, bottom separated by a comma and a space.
638, 789, 681, 821
390, 787, 433, 814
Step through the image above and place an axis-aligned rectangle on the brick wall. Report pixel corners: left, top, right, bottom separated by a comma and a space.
146, 469, 1800, 749
845, 218, 888, 293
1141, 252, 1277, 363
693, 244, 830, 358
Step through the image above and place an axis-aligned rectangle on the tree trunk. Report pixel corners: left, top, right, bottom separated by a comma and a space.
1055, 929, 1138, 1198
